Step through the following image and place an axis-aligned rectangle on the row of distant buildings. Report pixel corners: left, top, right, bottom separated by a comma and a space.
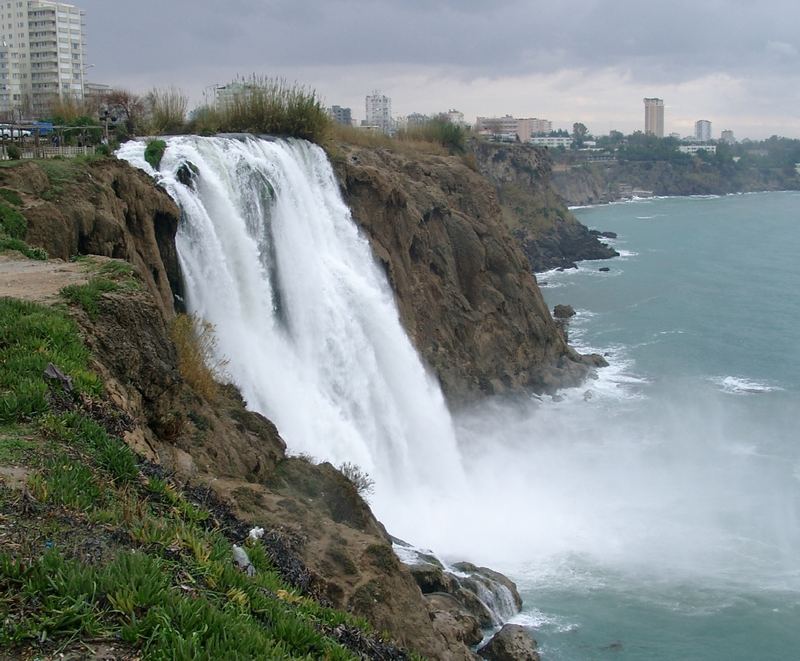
328, 92, 738, 151
644, 97, 735, 144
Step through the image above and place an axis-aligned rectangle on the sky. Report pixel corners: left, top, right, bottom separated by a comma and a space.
80, 0, 800, 139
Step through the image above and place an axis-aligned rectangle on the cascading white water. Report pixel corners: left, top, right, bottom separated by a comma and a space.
117, 136, 467, 527
118, 136, 799, 592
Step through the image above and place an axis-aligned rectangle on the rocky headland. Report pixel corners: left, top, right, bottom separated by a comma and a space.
469, 141, 618, 271
552, 158, 800, 207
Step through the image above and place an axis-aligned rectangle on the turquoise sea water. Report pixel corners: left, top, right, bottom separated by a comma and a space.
516, 193, 800, 660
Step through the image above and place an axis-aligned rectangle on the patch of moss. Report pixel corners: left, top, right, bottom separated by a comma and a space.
0, 201, 26, 239
144, 139, 167, 170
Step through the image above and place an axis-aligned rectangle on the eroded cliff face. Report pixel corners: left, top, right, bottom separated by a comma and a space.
471, 142, 618, 271
0, 159, 183, 318
332, 144, 595, 404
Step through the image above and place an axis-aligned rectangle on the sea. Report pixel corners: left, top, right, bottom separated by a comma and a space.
508, 192, 800, 660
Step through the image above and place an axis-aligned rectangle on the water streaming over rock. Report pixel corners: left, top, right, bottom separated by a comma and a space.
117, 135, 467, 519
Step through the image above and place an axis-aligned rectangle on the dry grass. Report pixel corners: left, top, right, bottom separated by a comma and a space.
326, 124, 449, 157
169, 314, 228, 401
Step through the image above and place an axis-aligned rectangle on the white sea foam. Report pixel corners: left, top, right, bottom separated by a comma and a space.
711, 375, 782, 395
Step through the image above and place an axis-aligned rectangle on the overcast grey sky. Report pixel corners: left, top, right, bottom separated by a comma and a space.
81, 0, 800, 139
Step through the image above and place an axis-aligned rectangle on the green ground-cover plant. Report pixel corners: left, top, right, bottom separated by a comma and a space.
0, 299, 101, 423
0, 297, 395, 660
0, 201, 26, 239
144, 139, 167, 170
60, 258, 140, 320
0, 236, 47, 260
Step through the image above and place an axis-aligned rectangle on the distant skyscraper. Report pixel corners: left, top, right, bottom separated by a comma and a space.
695, 120, 712, 142
643, 98, 664, 137
365, 90, 392, 133
720, 129, 736, 145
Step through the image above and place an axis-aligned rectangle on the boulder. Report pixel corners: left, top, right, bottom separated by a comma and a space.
553, 304, 575, 319
478, 624, 540, 661
426, 592, 483, 646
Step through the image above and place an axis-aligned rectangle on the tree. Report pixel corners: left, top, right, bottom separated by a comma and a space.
572, 122, 588, 147
105, 89, 145, 137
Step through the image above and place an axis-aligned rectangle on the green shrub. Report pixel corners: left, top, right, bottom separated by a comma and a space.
206, 75, 331, 144
169, 314, 228, 401
144, 139, 167, 170
0, 201, 26, 239
0, 188, 22, 206
146, 86, 188, 134
397, 116, 467, 154
0, 237, 46, 260
6, 144, 21, 160
94, 143, 111, 157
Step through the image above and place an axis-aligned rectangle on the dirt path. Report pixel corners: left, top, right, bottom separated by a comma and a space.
0, 254, 89, 303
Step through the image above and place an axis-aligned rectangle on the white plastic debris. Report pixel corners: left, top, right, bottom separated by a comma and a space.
248, 526, 265, 540
232, 544, 256, 576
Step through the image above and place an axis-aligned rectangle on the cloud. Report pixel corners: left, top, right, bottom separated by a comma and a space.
78, 0, 800, 138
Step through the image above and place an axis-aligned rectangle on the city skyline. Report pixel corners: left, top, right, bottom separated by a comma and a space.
72, 1, 800, 140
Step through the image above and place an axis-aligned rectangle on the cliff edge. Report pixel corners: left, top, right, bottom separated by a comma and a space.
333, 144, 600, 404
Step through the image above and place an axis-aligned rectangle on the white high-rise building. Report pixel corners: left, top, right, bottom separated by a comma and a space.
644, 97, 664, 137
695, 119, 712, 142
0, 0, 87, 118
365, 90, 392, 133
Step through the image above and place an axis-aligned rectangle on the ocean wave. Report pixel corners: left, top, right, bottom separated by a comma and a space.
710, 376, 783, 395
508, 609, 578, 633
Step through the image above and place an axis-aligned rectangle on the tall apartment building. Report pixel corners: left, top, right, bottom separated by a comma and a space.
328, 105, 352, 127
365, 90, 392, 133
643, 97, 664, 137
517, 117, 552, 140
0, 0, 86, 118
695, 119, 712, 142
720, 129, 735, 145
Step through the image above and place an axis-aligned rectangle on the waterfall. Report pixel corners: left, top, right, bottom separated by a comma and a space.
117, 136, 466, 526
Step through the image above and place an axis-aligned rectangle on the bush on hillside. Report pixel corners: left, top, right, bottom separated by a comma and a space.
146, 86, 188, 134
144, 139, 167, 170
169, 314, 228, 401
205, 75, 331, 144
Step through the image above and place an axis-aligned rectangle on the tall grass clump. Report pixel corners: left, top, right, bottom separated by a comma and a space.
397, 116, 467, 154
210, 75, 331, 144
146, 86, 188, 134
169, 314, 228, 401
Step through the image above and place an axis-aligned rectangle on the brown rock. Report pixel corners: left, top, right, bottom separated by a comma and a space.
478, 624, 540, 661
333, 144, 591, 402
0, 158, 182, 319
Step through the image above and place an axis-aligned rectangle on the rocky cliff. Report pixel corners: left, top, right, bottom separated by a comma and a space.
332, 144, 601, 404
2, 143, 599, 657
552, 159, 800, 206
470, 142, 618, 271
0, 159, 184, 319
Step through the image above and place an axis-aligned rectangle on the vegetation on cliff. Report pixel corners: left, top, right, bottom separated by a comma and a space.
0, 295, 413, 660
